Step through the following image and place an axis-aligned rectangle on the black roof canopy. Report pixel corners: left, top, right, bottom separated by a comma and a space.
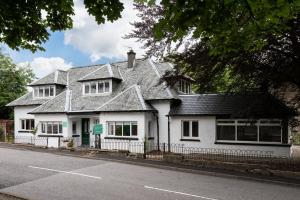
169, 93, 296, 118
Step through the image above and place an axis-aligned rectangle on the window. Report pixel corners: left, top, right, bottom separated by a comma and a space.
148, 121, 153, 138
178, 80, 191, 94
182, 121, 199, 139
40, 121, 63, 134
20, 119, 34, 131
83, 80, 111, 95
72, 122, 77, 134
33, 86, 55, 98
216, 119, 283, 143
107, 121, 138, 137
91, 82, 97, 93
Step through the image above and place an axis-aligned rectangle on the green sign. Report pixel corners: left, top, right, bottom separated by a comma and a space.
93, 124, 103, 135
63, 121, 68, 128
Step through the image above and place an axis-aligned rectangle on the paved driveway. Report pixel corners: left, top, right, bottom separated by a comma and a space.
0, 147, 300, 200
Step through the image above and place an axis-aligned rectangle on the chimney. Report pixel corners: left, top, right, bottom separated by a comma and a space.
127, 49, 136, 68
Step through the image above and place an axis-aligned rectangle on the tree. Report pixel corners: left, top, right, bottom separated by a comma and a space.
0, 51, 34, 119
126, 1, 300, 95
0, 0, 124, 52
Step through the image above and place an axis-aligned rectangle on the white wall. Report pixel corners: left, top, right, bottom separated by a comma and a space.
14, 106, 37, 139
99, 112, 146, 142
34, 114, 68, 148
151, 101, 170, 144
169, 116, 291, 157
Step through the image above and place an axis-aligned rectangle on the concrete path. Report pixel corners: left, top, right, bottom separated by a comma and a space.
0, 147, 300, 200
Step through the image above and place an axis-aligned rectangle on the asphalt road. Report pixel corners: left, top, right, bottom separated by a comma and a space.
0, 147, 300, 200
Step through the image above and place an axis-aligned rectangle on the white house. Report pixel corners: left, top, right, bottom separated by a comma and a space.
7, 50, 294, 157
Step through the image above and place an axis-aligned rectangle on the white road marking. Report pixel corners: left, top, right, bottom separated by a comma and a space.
28, 166, 102, 180
144, 186, 220, 200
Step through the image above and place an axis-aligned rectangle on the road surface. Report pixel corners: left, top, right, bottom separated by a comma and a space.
0, 147, 299, 200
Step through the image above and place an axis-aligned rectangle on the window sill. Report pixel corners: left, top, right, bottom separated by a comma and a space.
104, 137, 138, 140
214, 141, 291, 147
180, 139, 200, 142
38, 135, 64, 137
72, 134, 80, 137
18, 130, 33, 133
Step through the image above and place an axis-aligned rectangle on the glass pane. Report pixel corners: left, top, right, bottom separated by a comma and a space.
41, 123, 45, 133
53, 123, 58, 134
237, 126, 257, 141
115, 122, 122, 136
91, 82, 96, 93
39, 88, 43, 97
108, 122, 114, 135
59, 123, 63, 133
259, 126, 281, 142
123, 122, 130, 136
47, 123, 52, 134
45, 87, 50, 97
50, 86, 54, 96
148, 121, 152, 137
192, 121, 198, 137
84, 84, 90, 94
183, 121, 189, 137
104, 81, 109, 92
21, 120, 25, 129
217, 125, 235, 140
30, 119, 35, 130
72, 122, 76, 134
34, 88, 39, 97
26, 120, 30, 130
132, 122, 138, 136
98, 82, 104, 93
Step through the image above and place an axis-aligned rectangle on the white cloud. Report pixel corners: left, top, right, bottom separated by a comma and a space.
18, 57, 73, 78
64, 0, 144, 62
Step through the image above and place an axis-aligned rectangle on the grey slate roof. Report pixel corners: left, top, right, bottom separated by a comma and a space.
21, 58, 177, 113
78, 64, 122, 82
29, 70, 67, 86
6, 92, 48, 107
169, 94, 295, 118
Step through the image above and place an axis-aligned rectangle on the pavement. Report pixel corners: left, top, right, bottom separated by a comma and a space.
0, 147, 300, 200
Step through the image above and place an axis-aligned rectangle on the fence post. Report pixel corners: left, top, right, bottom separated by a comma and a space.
46, 137, 48, 148
163, 143, 165, 154
143, 141, 146, 159
58, 137, 61, 148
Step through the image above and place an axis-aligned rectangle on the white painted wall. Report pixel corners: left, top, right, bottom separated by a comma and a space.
34, 114, 68, 148
14, 106, 37, 140
169, 116, 291, 157
99, 112, 146, 142
151, 101, 170, 144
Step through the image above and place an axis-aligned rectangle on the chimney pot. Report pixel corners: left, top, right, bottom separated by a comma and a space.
127, 49, 136, 68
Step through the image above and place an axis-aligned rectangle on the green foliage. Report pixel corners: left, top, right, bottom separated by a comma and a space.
0, 51, 34, 119
0, 0, 124, 52
292, 133, 300, 145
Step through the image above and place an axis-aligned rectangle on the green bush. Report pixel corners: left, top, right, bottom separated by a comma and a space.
292, 133, 300, 145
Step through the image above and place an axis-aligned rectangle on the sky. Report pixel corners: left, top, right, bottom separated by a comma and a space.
1, 0, 145, 78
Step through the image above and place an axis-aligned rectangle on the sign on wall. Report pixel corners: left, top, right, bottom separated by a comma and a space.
93, 124, 103, 135
62, 121, 68, 128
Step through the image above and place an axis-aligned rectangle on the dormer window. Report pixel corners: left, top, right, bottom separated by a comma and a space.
33, 86, 55, 98
83, 80, 111, 95
178, 80, 191, 94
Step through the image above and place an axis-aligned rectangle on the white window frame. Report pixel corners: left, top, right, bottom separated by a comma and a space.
20, 119, 35, 131
40, 121, 63, 135
82, 80, 112, 96
216, 119, 283, 144
106, 121, 138, 137
33, 85, 56, 98
181, 120, 199, 139
178, 79, 191, 94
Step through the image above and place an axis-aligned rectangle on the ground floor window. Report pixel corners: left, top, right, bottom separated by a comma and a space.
20, 119, 35, 131
216, 119, 282, 143
72, 121, 77, 134
107, 121, 138, 137
182, 120, 199, 139
41, 121, 63, 134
